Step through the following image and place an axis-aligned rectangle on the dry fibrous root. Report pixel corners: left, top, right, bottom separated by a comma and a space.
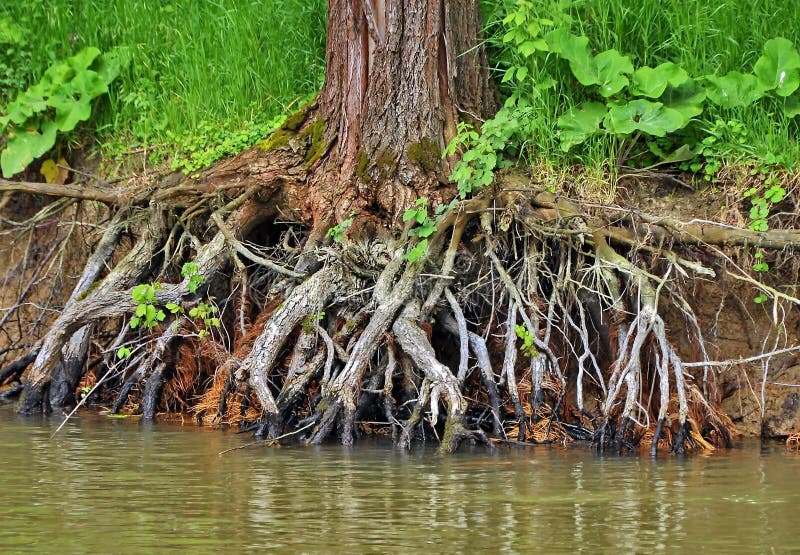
3, 145, 799, 455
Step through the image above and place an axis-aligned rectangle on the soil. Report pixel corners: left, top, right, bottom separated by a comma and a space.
1, 167, 799, 442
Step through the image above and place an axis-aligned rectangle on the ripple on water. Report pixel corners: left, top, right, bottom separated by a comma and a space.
1, 407, 799, 554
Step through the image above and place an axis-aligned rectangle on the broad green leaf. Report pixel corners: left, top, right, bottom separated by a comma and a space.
91, 47, 131, 85
41, 61, 75, 89
631, 62, 689, 98
3, 88, 48, 126
544, 28, 590, 62
661, 79, 706, 125
604, 100, 684, 137
1, 120, 57, 178
704, 72, 765, 108
518, 41, 538, 57
72, 70, 108, 99
404, 238, 428, 263
66, 47, 101, 73
753, 37, 800, 97
566, 49, 633, 97
557, 101, 606, 151
50, 93, 92, 132
592, 50, 634, 97
648, 143, 700, 165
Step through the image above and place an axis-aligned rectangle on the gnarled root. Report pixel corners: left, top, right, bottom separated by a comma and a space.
5, 157, 773, 456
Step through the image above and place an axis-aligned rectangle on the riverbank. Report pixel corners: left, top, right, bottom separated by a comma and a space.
1, 166, 798, 449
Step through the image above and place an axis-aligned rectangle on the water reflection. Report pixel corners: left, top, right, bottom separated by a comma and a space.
1, 407, 799, 553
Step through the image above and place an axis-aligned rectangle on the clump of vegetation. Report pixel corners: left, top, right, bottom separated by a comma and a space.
0, 0, 326, 168
0, 47, 127, 177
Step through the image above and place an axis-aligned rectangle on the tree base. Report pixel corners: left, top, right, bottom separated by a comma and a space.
4, 138, 800, 454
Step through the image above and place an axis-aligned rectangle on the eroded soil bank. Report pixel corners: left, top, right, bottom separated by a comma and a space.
0, 160, 798, 450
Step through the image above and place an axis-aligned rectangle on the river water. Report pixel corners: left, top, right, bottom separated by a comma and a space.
1, 406, 798, 554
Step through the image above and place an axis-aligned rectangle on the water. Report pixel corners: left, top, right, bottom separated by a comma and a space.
1, 406, 799, 554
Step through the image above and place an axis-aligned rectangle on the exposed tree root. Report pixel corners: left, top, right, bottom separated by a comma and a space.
3, 136, 800, 455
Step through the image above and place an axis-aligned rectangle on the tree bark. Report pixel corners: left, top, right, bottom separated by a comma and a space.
313, 0, 496, 224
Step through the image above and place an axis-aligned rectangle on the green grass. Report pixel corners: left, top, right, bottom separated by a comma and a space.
2, 0, 798, 173
483, 0, 800, 169
1, 0, 326, 158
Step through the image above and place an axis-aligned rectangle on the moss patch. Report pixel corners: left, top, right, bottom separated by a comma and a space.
257, 128, 296, 152
256, 98, 316, 152
300, 117, 326, 167
77, 279, 102, 301
408, 137, 441, 173
355, 149, 370, 182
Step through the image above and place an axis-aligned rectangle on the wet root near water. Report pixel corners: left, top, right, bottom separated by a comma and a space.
1, 162, 799, 455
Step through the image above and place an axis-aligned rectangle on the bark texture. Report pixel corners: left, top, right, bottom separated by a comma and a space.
314, 0, 496, 224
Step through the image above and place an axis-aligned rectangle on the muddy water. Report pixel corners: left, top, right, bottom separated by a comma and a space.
1, 407, 799, 554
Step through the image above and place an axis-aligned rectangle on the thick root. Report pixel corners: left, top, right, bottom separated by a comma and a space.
6, 161, 781, 457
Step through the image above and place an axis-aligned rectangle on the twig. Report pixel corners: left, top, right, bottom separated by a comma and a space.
218, 421, 316, 455
682, 345, 800, 368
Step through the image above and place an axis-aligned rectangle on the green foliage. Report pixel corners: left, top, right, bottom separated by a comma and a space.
0, 46, 127, 177
514, 324, 539, 357
630, 63, 689, 98
557, 102, 607, 151
753, 38, 800, 97
752, 250, 769, 273
169, 115, 284, 175
326, 214, 355, 243
703, 72, 764, 108
0, 18, 32, 106
604, 99, 684, 137
1, 0, 326, 167
401, 198, 445, 262
188, 302, 220, 339
404, 240, 429, 264
181, 262, 204, 294
130, 282, 166, 330
120, 260, 219, 357
743, 174, 786, 232
445, 111, 518, 199
484, 0, 800, 172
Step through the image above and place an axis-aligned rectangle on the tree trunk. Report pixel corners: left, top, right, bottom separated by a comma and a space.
311, 0, 496, 227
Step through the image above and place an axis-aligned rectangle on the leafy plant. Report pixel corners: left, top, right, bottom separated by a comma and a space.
402, 198, 443, 262
168, 114, 285, 176
753, 37, 800, 97
0, 18, 32, 106
0, 46, 128, 177
743, 176, 786, 232
752, 250, 769, 273
326, 213, 355, 243
181, 262, 204, 294
400, 198, 456, 263
515, 323, 539, 357
445, 110, 518, 198
491, 0, 800, 164
188, 301, 220, 339
130, 282, 165, 330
